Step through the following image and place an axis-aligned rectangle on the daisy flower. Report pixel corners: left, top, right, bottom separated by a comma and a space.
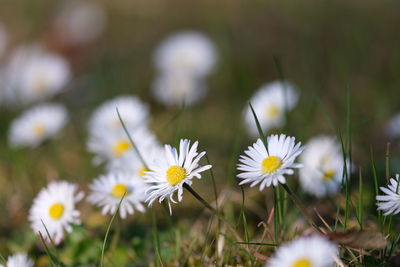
0, 253, 34, 267
376, 174, 400, 216
88, 95, 149, 134
0, 23, 8, 58
144, 139, 212, 214
53, 0, 106, 45
152, 71, 206, 107
88, 172, 147, 218
153, 31, 217, 77
267, 235, 338, 267
87, 126, 158, 165
8, 103, 68, 148
237, 134, 304, 189
244, 80, 299, 136
2, 44, 71, 106
299, 136, 346, 198
106, 143, 162, 179
29, 181, 84, 245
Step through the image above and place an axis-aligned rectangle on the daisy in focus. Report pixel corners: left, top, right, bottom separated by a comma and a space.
8, 103, 68, 148
88, 95, 149, 134
88, 172, 147, 219
153, 31, 217, 77
237, 134, 304, 190
2, 44, 71, 106
152, 71, 206, 107
299, 136, 346, 198
244, 80, 299, 136
376, 174, 400, 216
0, 253, 34, 267
145, 139, 212, 214
87, 126, 158, 165
267, 235, 338, 267
29, 181, 84, 245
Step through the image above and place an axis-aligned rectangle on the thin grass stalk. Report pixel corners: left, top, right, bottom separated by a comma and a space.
280, 183, 323, 234
116, 108, 148, 169
100, 193, 125, 267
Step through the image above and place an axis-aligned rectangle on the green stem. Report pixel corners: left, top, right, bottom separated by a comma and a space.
280, 183, 322, 234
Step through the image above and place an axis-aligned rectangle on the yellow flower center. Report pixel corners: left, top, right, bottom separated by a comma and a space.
166, 166, 186, 186
138, 166, 149, 177
33, 123, 45, 137
266, 105, 280, 118
112, 140, 131, 157
111, 184, 128, 198
261, 156, 282, 174
323, 169, 336, 181
292, 258, 312, 267
49, 203, 65, 220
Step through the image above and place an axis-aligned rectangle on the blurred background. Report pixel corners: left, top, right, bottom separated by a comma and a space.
0, 0, 400, 265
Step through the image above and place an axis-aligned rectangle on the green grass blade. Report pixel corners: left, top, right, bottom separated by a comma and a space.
100, 193, 125, 267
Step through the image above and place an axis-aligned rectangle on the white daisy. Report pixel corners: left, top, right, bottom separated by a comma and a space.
237, 134, 304, 189
144, 139, 212, 214
267, 235, 338, 267
152, 71, 206, 107
376, 174, 400, 216
244, 80, 299, 136
8, 103, 68, 148
0, 23, 8, 58
153, 31, 217, 77
88, 172, 147, 219
29, 181, 84, 245
53, 0, 106, 45
2, 44, 71, 106
88, 95, 149, 134
299, 136, 346, 198
0, 253, 34, 267
87, 126, 158, 165
387, 113, 400, 138
106, 143, 162, 179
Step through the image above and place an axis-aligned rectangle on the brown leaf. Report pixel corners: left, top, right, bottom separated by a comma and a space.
327, 230, 387, 250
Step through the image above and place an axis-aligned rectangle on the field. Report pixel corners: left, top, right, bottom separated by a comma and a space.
1, 0, 400, 266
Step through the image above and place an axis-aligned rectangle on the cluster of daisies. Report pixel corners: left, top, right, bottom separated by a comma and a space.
2, 17, 400, 266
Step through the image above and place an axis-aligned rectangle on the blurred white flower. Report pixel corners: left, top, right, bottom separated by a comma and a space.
8, 103, 68, 148
145, 139, 212, 214
89, 95, 149, 134
29, 181, 84, 245
387, 113, 400, 138
0, 253, 34, 267
2, 44, 71, 106
267, 235, 338, 267
0, 23, 8, 58
87, 126, 158, 165
244, 81, 299, 136
88, 172, 147, 219
152, 71, 206, 107
376, 174, 400, 216
107, 143, 162, 179
237, 134, 304, 189
299, 136, 346, 198
53, 0, 106, 45
154, 31, 217, 77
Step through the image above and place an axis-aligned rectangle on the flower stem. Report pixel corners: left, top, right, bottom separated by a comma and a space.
280, 183, 323, 234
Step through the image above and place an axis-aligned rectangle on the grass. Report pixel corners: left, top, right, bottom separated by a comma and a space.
1, 0, 400, 266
